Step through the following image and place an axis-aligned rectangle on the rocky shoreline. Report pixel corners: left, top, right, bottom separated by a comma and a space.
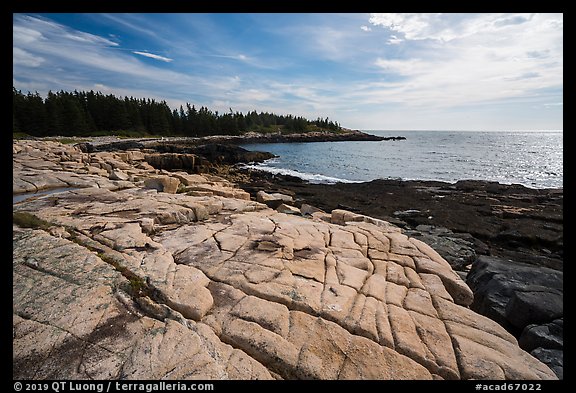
222, 165, 564, 378
229, 173, 563, 270
38, 128, 397, 150
12, 139, 560, 380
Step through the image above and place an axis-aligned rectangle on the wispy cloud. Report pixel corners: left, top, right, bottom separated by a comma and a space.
12, 13, 563, 130
387, 35, 403, 45
98, 13, 162, 40
13, 47, 44, 67
132, 51, 173, 62
369, 13, 539, 42
205, 53, 248, 61
13, 15, 252, 103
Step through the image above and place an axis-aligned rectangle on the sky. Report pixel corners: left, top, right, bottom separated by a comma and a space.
13, 13, 563, 131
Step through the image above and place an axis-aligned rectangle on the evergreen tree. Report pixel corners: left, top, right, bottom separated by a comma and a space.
12, 86, 342, 137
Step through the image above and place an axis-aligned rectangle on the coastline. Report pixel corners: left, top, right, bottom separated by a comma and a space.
66, 135, 563, 272
226, 167, 563, 271
223, 166, 563, 377
36, 128, 400, 149
12, 138, 562, 379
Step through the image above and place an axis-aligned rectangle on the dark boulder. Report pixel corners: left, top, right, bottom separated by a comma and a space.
403, 225, 480, 270
505, 290, 563, 329
466, 256, 563, 333
189, 144, 275, 164
467, 256, 563, 380
530, 348, 563, 380
91, 140, 145, 151
519, 319, 563, 352
74, 142, 94, 153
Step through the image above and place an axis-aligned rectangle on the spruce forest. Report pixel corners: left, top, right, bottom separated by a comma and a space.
13, 88, 342, 137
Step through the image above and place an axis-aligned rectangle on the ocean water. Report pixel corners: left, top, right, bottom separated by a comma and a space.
240, 131, 563, 189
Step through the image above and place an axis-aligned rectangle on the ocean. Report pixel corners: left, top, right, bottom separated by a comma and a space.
240, 130, 563, 189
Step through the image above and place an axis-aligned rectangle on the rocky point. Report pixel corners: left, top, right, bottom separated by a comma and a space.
13, 139, 557, 380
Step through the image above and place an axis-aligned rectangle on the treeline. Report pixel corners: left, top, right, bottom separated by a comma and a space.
13, 88, 342, 137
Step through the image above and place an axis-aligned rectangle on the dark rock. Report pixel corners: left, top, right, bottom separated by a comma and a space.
466, 256, 563, 333
505, 290, 563, 329
454, 180, 501, 192
236, 130, 389, 144
337, 204, 360, 212
74, 142, 94, 153
530, 348, 563, 380
519, 319, 563, 352
190, 144, 275, 164
273, 173, 305, 183
404, 225, 477, 270
94, 140, 275, 166
228, 170, 562, 271
92, 141, 145, 151
496, 249, 562, 271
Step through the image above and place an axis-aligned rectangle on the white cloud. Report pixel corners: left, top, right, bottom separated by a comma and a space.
369, 13, 451, 41
13, 25, 44, 43
387, 35, 403, 45
231, 87, 271, 102
13, 47, 44, 67
12, 15, 254, 108
132, 51, 173, 62
365, 13, 563, 109
99, 13, 161, 40
283, 24, 364, 62
374, 58, 425, 75
12, 13, 563, 130
368, 13, 541, 43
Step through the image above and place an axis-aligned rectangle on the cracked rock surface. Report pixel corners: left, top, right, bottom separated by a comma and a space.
13, 140, 556, 380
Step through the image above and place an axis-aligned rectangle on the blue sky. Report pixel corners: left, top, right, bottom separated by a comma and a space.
13, 13, 563, 131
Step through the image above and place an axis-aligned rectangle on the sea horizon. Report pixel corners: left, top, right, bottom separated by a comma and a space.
362, 129, 563, 133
